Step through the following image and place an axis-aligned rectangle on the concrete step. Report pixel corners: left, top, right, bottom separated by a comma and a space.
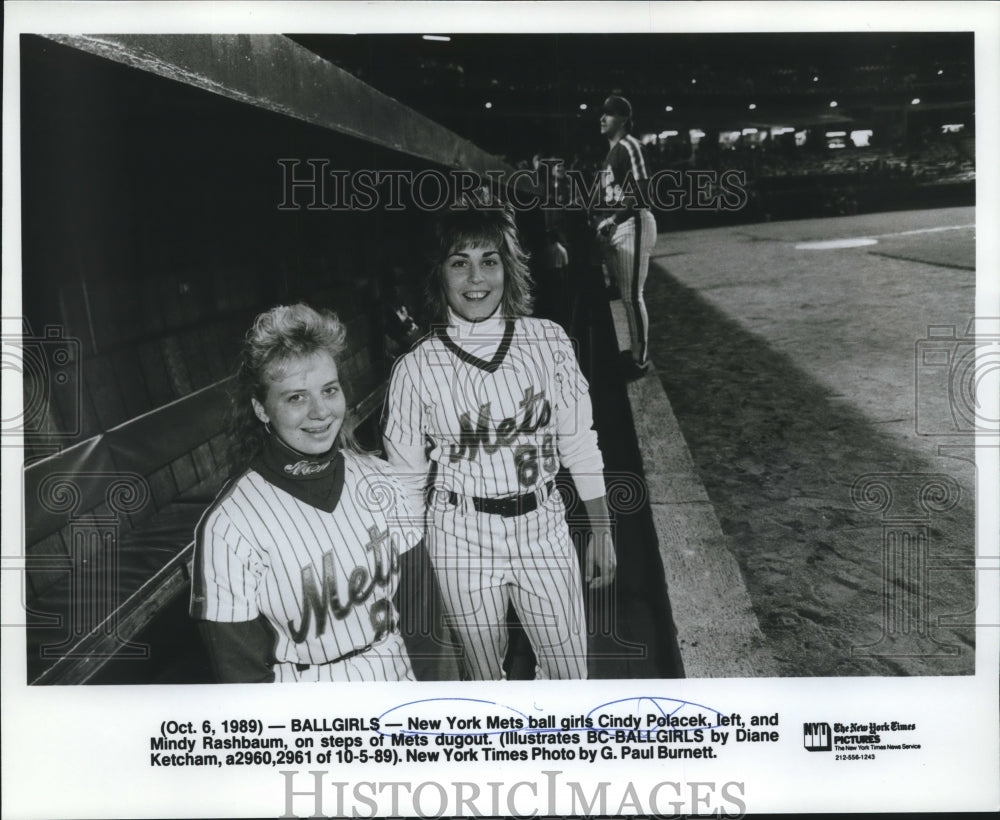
610, 298, 779, 677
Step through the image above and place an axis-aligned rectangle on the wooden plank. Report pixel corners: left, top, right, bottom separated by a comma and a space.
352, 382, 388, 427
32, 544, 191, 685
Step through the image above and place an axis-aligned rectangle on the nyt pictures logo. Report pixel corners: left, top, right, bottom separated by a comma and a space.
803, 722, 832, 752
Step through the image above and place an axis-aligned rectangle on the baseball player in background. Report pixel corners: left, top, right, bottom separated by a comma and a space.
595, 94, 657, 379
190, 303, 422, 682
383, 198, 615, 680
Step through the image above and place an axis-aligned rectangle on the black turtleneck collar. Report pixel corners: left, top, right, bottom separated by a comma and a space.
250, 434, 346, 513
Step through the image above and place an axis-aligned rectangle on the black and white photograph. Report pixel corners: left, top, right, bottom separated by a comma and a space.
3, 2, 998, 817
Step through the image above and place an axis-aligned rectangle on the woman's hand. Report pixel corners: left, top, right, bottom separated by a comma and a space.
585, 524, 617, 589
581, 496, 616, 589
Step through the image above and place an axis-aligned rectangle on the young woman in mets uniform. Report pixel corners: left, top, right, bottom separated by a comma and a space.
190, 304, 421, 682
383, 201, 615, 680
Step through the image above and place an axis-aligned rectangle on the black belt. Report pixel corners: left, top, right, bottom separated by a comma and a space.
296, 642, 373, 672
446, 480, 554, 518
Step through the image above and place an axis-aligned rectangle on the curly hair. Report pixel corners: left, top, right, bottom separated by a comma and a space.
424, 197, 534, 324
226, 303, 359, 474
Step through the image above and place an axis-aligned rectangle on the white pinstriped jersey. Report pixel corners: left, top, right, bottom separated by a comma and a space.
190, 450, 420, 669
383, 317, 589, 499
601, 133, 651, 208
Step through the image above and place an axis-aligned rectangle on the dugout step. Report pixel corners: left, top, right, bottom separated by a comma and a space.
608, 285, 779, 678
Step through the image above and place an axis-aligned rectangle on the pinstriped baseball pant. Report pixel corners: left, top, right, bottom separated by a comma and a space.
427, 491, 588, 680
607, 209, 657, 366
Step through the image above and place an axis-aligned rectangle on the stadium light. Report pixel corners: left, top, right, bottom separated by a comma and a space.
665, 105, 674, 112
748, 103, 757, 110
850, 129, 873, 147
691, 78, 697, 84
937, 69, 944, 75
829, 101, 838, 108
911, 98, 921, 105
813, 75, 819, 82
484, 102, 493, 109
422, 35, 451, 42
579, 103, 588, 110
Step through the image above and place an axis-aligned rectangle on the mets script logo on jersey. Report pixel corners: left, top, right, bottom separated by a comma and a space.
284, 459, 331, 477
289, 525, 399, 643
448, 385, 557, 487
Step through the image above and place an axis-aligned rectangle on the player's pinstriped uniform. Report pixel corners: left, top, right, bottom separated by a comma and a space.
190, 447, 421, 682
601, 134, 657, 366
383, 313, 605, 680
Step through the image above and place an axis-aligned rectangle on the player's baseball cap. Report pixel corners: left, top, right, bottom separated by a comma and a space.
602, 95, 633, 118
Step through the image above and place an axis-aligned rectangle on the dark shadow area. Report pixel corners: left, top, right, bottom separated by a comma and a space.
87, 591, 214, 684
